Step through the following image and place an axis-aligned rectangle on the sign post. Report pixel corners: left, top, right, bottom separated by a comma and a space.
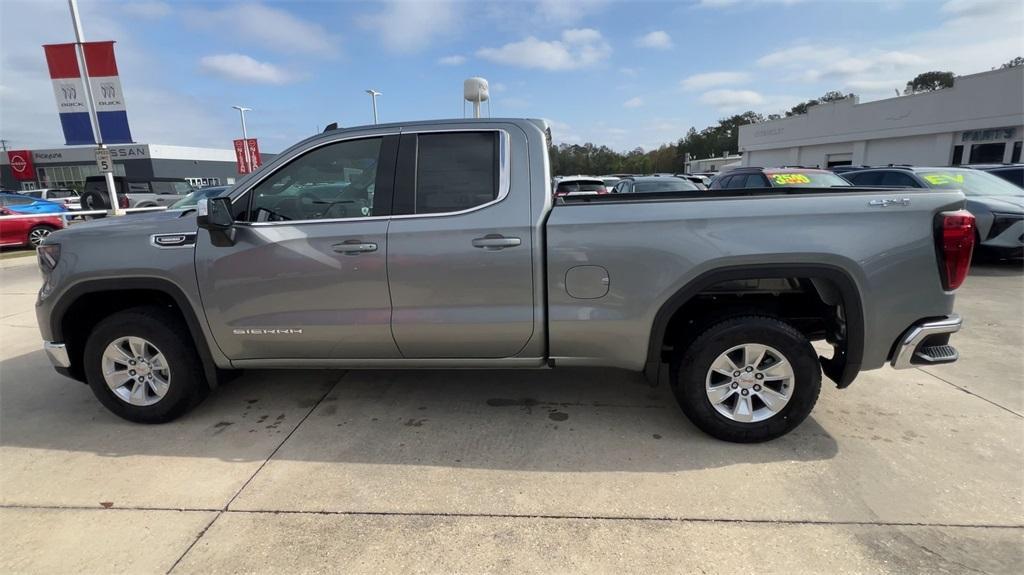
67, 0, 122, 215
95, 147, 112, 173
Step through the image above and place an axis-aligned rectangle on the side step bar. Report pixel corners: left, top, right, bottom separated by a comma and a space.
891, 315, 962, 369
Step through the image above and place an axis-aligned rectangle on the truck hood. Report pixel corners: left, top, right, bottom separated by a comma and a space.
46, 209, 197, 244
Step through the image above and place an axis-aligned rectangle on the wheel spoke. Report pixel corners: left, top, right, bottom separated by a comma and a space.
712, 354, 739, 374
104, 369, 132, 390
149, 375, 170, 398
760, 360, 790, 379
756, 388, 788, 412
732, 395, 754, 422
129, 380, 147, 404
706, 384, 734, 404
149, 353, 167, 372
744, 345, 767, 369
127, 337, 147, 360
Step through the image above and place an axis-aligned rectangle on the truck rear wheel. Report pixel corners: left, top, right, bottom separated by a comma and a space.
671, 316, 821, 443
83, 307, 208, 423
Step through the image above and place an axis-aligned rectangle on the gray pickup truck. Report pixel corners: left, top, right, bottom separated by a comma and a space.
36, 119, 976, 442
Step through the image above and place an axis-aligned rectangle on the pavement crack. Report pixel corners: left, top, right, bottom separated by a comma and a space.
917, 367, 1023, 419
4, 503, 1022, 531
164, 372, 346, 573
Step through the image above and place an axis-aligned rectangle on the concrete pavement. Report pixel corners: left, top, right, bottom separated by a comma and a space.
1, 255, 1021, 573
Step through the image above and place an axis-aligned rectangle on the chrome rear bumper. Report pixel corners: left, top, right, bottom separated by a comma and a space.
891, 315, 962, 370
43, 341, 70, 368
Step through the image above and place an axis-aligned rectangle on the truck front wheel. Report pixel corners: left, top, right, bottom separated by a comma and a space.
671, 316, 821, 443
83, 307, 208, 423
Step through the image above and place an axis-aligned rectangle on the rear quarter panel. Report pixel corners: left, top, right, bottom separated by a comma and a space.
546, 190, 965, 371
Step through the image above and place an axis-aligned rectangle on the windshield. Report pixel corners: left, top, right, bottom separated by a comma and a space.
767, 171, 852, 187
918, 169, 1024, 197
170, 186, 230, 209
634, 178, 699, 193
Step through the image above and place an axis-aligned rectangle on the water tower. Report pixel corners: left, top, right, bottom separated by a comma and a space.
463, 77, 490, 118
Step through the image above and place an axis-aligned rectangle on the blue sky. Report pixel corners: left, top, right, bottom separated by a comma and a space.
2, 0, 1022, 153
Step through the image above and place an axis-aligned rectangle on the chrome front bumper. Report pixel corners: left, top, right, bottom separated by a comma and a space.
891, 315, 962, 370
43, 341, 71, 368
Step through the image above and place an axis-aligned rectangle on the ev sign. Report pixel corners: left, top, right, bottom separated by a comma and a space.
95, 148, 113, 173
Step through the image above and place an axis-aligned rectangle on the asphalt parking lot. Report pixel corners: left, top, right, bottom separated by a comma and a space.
1, 255, 1021, 574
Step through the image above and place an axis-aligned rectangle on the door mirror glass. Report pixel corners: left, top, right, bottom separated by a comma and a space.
197, 197, 234, 230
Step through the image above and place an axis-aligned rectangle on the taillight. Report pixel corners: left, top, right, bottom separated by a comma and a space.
597, 187, 609, 194
937, 210, 975, 291
118, 194, 129, 208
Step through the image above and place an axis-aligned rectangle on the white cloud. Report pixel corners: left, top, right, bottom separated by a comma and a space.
185, 3, 338, 56
437, 55, 466, 66
360, 1, 460, 53
636, 31, 673, 49
0, 0, 233, 150
623, 97, 644, 108
537, 0, 609, 24
122, 1, 171, 19
620, 67, 639, 77
699, 89, 765, 110
681, 71, 750, 91
199, 54, 296, 85
477, 28, 611, 71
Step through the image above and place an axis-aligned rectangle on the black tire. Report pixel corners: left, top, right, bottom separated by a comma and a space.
27, 225, 56, 247
80, 190, 109, 218
670, 316, 821, 443
83, 306, 208, 423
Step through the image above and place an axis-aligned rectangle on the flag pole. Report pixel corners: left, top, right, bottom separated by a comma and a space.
68, 0, 122, 215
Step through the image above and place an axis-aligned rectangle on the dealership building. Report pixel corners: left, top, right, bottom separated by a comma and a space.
738, 66, 1024, 169
1, 143, 258, 191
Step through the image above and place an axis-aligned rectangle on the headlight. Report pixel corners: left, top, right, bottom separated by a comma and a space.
38, 243, 60, 272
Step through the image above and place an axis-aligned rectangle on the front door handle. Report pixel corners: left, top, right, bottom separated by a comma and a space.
472, 234, 521, 250
333, 240, 378, 254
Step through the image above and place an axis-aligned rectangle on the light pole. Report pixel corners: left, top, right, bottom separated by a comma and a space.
365, 90, 381, 125
232, 105, 252, 173
68, 0, 122, 215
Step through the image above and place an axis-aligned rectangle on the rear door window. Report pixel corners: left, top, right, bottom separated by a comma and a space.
880, 172, 920, 187
847, 172, 882, 186
415, 132, 499, 214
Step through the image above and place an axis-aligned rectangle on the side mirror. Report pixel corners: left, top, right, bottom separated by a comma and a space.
197, 197, 233, 230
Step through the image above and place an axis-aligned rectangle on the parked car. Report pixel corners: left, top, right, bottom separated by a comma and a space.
843, 166, 1023, 258
553, 176, 607, 197
20, 188, 81, 211
675, 174, 710, 189
969, 164, 1024, 188
0, 210, 65, 248
614, 175, 700, 193
600, 177, 621, 194
710, 167, 853, 190
169, 186, 232, 209
81, 176, 194, 213
0, 192, 68, 215
830, 165, 871, 175
37, 118, 972, 443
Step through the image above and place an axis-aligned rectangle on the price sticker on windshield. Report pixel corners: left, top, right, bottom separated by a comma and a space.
922, 173, 964, 186
772, 173, 811, 185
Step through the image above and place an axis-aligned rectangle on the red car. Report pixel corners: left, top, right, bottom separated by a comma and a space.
0, 209, 65, 248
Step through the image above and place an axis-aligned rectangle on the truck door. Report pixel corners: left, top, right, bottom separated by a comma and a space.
387, 127, 536, 358
195, 133, 400, 360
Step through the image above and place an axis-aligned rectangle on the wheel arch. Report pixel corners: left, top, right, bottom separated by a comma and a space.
645, 263, 865, 388
51, 277, 220, 388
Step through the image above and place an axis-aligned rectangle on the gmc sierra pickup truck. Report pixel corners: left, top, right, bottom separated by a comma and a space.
36, 119, 975, 442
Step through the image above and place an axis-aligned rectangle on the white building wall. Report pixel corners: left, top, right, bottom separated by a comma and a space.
863, 134, 948, 166
738, 66, 1024, 168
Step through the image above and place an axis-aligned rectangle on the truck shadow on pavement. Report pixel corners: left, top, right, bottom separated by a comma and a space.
1, 347, 839, 473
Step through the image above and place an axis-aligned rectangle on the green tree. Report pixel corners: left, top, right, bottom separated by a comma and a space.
904, 71, 954, 94
785, 91, 853, 117
998, 56, 1024, 69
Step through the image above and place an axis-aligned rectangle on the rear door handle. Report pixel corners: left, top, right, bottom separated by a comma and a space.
333, 240, 378, 254
472, 235, 521, 250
